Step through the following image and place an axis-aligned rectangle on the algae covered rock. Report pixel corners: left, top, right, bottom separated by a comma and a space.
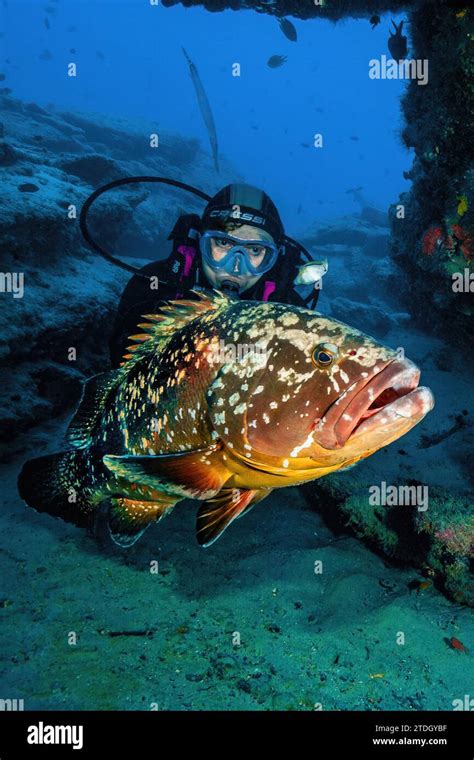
312, 480, 474, 607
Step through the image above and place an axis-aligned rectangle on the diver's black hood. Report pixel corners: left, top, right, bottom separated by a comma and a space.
201, 183, 284, 243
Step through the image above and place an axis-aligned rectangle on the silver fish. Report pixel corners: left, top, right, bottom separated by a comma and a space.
182, 47, 219, 173
294, 259, 328, 286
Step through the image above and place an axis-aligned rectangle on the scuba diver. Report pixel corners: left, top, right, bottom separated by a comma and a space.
108, 183, 323, 367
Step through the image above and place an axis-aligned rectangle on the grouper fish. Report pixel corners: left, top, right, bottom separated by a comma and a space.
18, 291, 434, 548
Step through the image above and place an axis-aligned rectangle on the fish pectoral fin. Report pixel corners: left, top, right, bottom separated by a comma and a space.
103, 444, 230, 498
196, 487, 270, 548
235, 487, 272, 519
103, 496, 177, 548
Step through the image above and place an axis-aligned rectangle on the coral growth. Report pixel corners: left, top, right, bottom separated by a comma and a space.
421, 226, 444, 256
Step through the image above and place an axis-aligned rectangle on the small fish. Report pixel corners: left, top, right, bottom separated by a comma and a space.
447, 637, 467, 653
456, 9, 467, 19
350, 135, 359, 142
69, 48, 76, 54
369, 673, 385, 679
370, 15, 380, 29
418, 580, 432, 592
388, 20, 408, 62
457, 195, 468, 217
39, 49, 53, 61
407, 578, 431, 593
44, 17, 50, 30
294, 259, 328, 285
267, 55, 287, 69
18, 291, 434, 549
300, 142, 310, 148
277, 17, 297, 42
0, 73, 5, 81
345, 186, 363, 194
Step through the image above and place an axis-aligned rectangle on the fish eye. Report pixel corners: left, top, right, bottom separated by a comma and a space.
312, 343, 338, 369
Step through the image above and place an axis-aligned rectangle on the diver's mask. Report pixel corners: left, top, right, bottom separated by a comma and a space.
199, 230, 280, 278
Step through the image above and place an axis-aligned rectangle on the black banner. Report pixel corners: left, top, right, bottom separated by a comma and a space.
0, 711, 472, 757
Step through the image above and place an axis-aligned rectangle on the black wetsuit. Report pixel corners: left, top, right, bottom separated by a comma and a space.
109, 214, 319, 367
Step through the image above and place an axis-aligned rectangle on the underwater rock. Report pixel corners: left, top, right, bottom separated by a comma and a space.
389, 3, 474, 345
360, 206, 389, 228
59, 154, 123, 185
362, 233, 390, 258
18, 182, 40, 192
0, 142, 17, 166
301, 478, 473, 607
161, 1, 413, 23
300, 213, 390, 251
329, 297, 393, 338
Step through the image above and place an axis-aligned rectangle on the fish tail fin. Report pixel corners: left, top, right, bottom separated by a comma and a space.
18, 450, 98, 530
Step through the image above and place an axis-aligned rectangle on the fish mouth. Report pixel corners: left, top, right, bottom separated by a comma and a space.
315, 359, 434, 450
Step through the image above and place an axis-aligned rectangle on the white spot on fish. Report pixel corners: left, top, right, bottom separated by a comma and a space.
279, 313, 299, 326
290, 430, 315, 457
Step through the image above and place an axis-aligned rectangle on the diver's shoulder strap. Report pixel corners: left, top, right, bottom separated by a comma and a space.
164, 214, 202, 295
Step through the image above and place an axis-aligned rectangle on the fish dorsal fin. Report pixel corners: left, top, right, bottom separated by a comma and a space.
120, 289, 230, 366
66, 370, 120, 449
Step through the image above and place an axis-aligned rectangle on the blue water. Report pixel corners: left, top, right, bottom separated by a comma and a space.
1, 0, 411, 230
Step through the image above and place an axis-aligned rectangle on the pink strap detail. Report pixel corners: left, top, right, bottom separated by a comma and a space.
262, 281, 276, 302
176, 245, 196, 280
